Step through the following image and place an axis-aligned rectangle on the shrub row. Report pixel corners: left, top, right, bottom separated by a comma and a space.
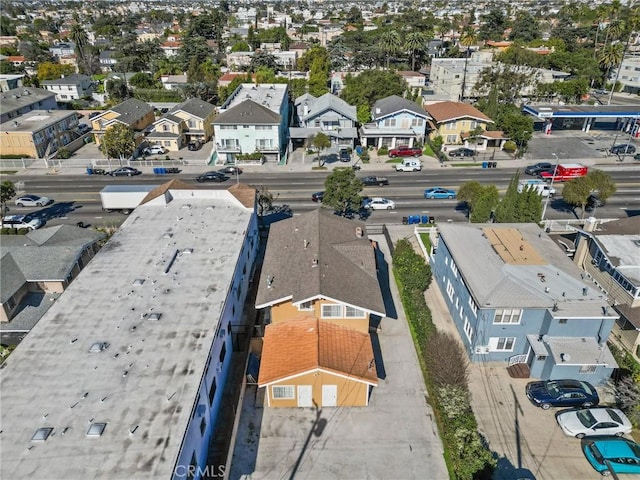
392, 238, 495, 480
0, 228, 29, 235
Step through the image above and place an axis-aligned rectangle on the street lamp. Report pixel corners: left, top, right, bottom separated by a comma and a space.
541, 153, 559, 222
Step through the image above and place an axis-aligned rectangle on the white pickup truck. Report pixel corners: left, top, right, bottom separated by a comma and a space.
100, 185, 158, 214
517, 180, 556, 197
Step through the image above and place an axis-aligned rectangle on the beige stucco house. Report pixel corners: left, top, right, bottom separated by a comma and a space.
146, 98, 216, 151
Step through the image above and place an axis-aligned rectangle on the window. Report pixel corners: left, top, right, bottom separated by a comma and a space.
162, 124, 169, 131
559, 319, 567, 324
468, 297, 477, 316
579, 365, 597, 374
494, 309, 522, 324
383, 119, 396, 127
470, 121, 478, 129
446, 135, 457, 143
345, 306, 365, 318
298, 300, 313, 311
272, 385, 295, 399
256, 139, 274, 149
220, 125, 237, 130
255, 125, 272, 130
445, 121, 457, 129
464, 317, 473, 342
208, 378, 217, 405
321, 304, 342, 318
411, 118, 423, 126
200, 417, 206, 436
495, 337, 515, 351
188, 120, 196, 128
450, 260, 458, 278
219, 343, 226, 364
446, 280, 454, 301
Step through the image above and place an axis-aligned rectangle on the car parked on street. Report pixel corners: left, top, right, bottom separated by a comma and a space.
311, 191, 324, 203
610, 144, 636, 155
424, 187, 457, 199
14, 194, 52, 207
524, 162, 554, 175
363, 197, 396, 210
143, 145, 167, 155
108, 167, 142, 177
78, 124, 92, 134
339, 148, 351, 162
360, 176, 389, 186
1, 214, 43, 230
585, 193, 605, 212
388, 146, 422, 158
556, 407, 632, 439
448, 147, 475, 157
581, 436, 640, 476
525, 379, 599, 410
218, 166, 242, 175
195, 171, 228, 183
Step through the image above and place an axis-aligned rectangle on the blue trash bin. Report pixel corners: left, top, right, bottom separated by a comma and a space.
408, 215, 420, 224
482, 161, 488, 169
356, 146, 363, 155
86, 168, 93, 175
421, 215, 429, 224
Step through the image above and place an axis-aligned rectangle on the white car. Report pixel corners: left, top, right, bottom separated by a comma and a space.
14, 194, 51, 207
363, 197, 396, 210
555, 407, 632, 439
143, 145, 167, 155
1, 214, 43, 230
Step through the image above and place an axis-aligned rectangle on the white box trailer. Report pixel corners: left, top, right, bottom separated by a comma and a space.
517, 179, 556, 197
100, 185, 159, 214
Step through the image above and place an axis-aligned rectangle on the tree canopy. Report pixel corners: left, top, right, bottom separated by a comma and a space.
562, 170, 616, 216
340, 69, 407, 110
103, 124, 136, 162
322, 168, 364, 217
1, 180, 16, 219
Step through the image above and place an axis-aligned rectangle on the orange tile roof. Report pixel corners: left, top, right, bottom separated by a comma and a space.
424, 101, 493, 123
258, 318, 378, 386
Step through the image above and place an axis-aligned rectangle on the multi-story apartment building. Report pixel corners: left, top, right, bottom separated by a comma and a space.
41, 74, 93, 102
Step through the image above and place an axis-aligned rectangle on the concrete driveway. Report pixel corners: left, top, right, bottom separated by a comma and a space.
228, 232, 448, 480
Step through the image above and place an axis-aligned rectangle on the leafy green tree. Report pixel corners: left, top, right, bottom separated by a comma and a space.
178, 35, 211, 73
187, 9, 227, 42
357, 104, 371, 125
0, 15, 16, 36
311, 132, 331, 168
181, 82, 218, 104
129, 72, 157, 89
103, 123, 136, 164
494, 171, 543, 223
37, 62, 75, 81
340, 69, 406, 109
308, 57, 329, 96
345, 6, 363, 25
457, 181, 484, 218
598, 42, 624, 84
1, 180, 16, 219
563, 170, 617, 216
297, 45, 330, 72
323, 168, 364, 217
106, 79, 132, 103
478, 8, 507, 41
472, 186, 500, 223
231, 41, 250, 52
510, 12, 540, 43
249, 52, 279, 73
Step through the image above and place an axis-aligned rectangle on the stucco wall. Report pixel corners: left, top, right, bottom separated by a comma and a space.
270, 298, 370, 333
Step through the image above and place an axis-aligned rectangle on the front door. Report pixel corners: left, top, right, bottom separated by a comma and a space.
297, 385, 312, 407
322, 385, 337, 407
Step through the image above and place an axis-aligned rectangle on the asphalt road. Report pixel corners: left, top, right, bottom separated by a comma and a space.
7, 168, 640, 229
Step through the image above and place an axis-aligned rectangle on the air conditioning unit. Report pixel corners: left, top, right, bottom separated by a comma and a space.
475, 346, 490, 354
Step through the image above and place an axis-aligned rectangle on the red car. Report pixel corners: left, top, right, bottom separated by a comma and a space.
388, 146, 422, 158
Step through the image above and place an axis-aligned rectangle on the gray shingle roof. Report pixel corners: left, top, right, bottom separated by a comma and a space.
213, 99, 280, 125
255, 209, 385, 316
41, 74, 90, 86
299, 92, 357, 122
372, 95, 430, 119
110, 98, 154, 125
171, 98, 215, 119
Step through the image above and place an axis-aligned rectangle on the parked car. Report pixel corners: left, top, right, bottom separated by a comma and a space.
108, 167, 142, 177
585, 193, 605, 213
634, 153, 640, 161
363, 197, 396, 210
525, 379, 600, 410
1, 214, 43, 230
218, 166, 242, 175
361, 176, 389, 186
14, 194, 52, 207
581, 436, 640, 476
88, 111, 101, 119
187, 141, 203, 151
339, 148, 351, 162
610, 144, 636, 155
143, 145, 167, 155
448, 147, 475, 157
395, 159, 422, 172
78, 124, 91, 134
524, 162, 554, 175
556, 407, 632, 439
311, 191, 325, 203
424, 187, 456, 199
195, 171, 228, 183
388, 146, 422, 158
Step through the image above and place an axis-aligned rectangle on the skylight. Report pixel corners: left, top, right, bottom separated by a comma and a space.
31, 427, 53, 442
86, 423, 106, 437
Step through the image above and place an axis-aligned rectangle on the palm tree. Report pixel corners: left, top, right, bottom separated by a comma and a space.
593, 5, 609, 59
404, 31, 428, 71
599, 42, 625, 103
70, 15, 90, 75
379, 30, 401, 69
459, 27, 477, 101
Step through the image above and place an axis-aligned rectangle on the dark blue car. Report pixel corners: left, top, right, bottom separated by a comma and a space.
525, 379, 599, 410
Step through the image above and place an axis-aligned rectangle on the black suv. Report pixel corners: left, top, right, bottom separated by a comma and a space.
339, 148, 351, 162
585, 194, 604, 212
524, 162, 554, 175
610, 144, 636, 155
195, 171, 228, 183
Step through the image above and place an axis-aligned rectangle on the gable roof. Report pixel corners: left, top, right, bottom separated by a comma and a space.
258, 317, 378, 386
41, 74, 90, 86
139, 179, 193, 205
372, 95, 430, 120
255, 209, 385, 316
300, 92, 357, 122
171, 97, 215, 119
154, 113, 182, 126
213, 99, 280, 125
110, 98, 154, 125
424, 101, 493, 123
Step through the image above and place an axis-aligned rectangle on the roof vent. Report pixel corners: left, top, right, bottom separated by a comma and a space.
267, 275, 274, 288
560, 353, 570, 362
89, 342, 109, 353
582, 287, 588, 296
31, 427, 53, 442
182, 248, 193, 254
148, 313, 162, 321
133, 278, 145, 286
163, 232, 173, 239
86, 422, 106, 437
304, 239, 309, 249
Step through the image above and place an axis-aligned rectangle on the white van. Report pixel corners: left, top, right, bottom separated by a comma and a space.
395, 159, 422, 172
517, 179, 556, 197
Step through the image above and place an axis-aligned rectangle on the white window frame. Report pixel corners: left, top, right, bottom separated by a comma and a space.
344, 306, 366, 318
493, 337, 515, 351
321, 304, 342, 318
446, 134, 457, 143
272, 385, 295, 399
383, 118, 396, 127
468, 297, 477, 316
493, 309, 522, 324
446, 280, 454, 301
450, 260, 458, 278
463, 317, 473, 342
298, 300, 313, 311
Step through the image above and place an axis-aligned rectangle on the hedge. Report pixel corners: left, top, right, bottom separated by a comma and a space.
392, 238, 495, 480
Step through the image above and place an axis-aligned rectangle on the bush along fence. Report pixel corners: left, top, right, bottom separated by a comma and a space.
392, 239, 496, 480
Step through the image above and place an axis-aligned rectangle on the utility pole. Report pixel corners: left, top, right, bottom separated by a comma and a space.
541, 153, 559, 222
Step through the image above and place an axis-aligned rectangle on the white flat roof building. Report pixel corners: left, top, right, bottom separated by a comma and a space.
0, 182, 259, 480
219, 83, 288, 114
